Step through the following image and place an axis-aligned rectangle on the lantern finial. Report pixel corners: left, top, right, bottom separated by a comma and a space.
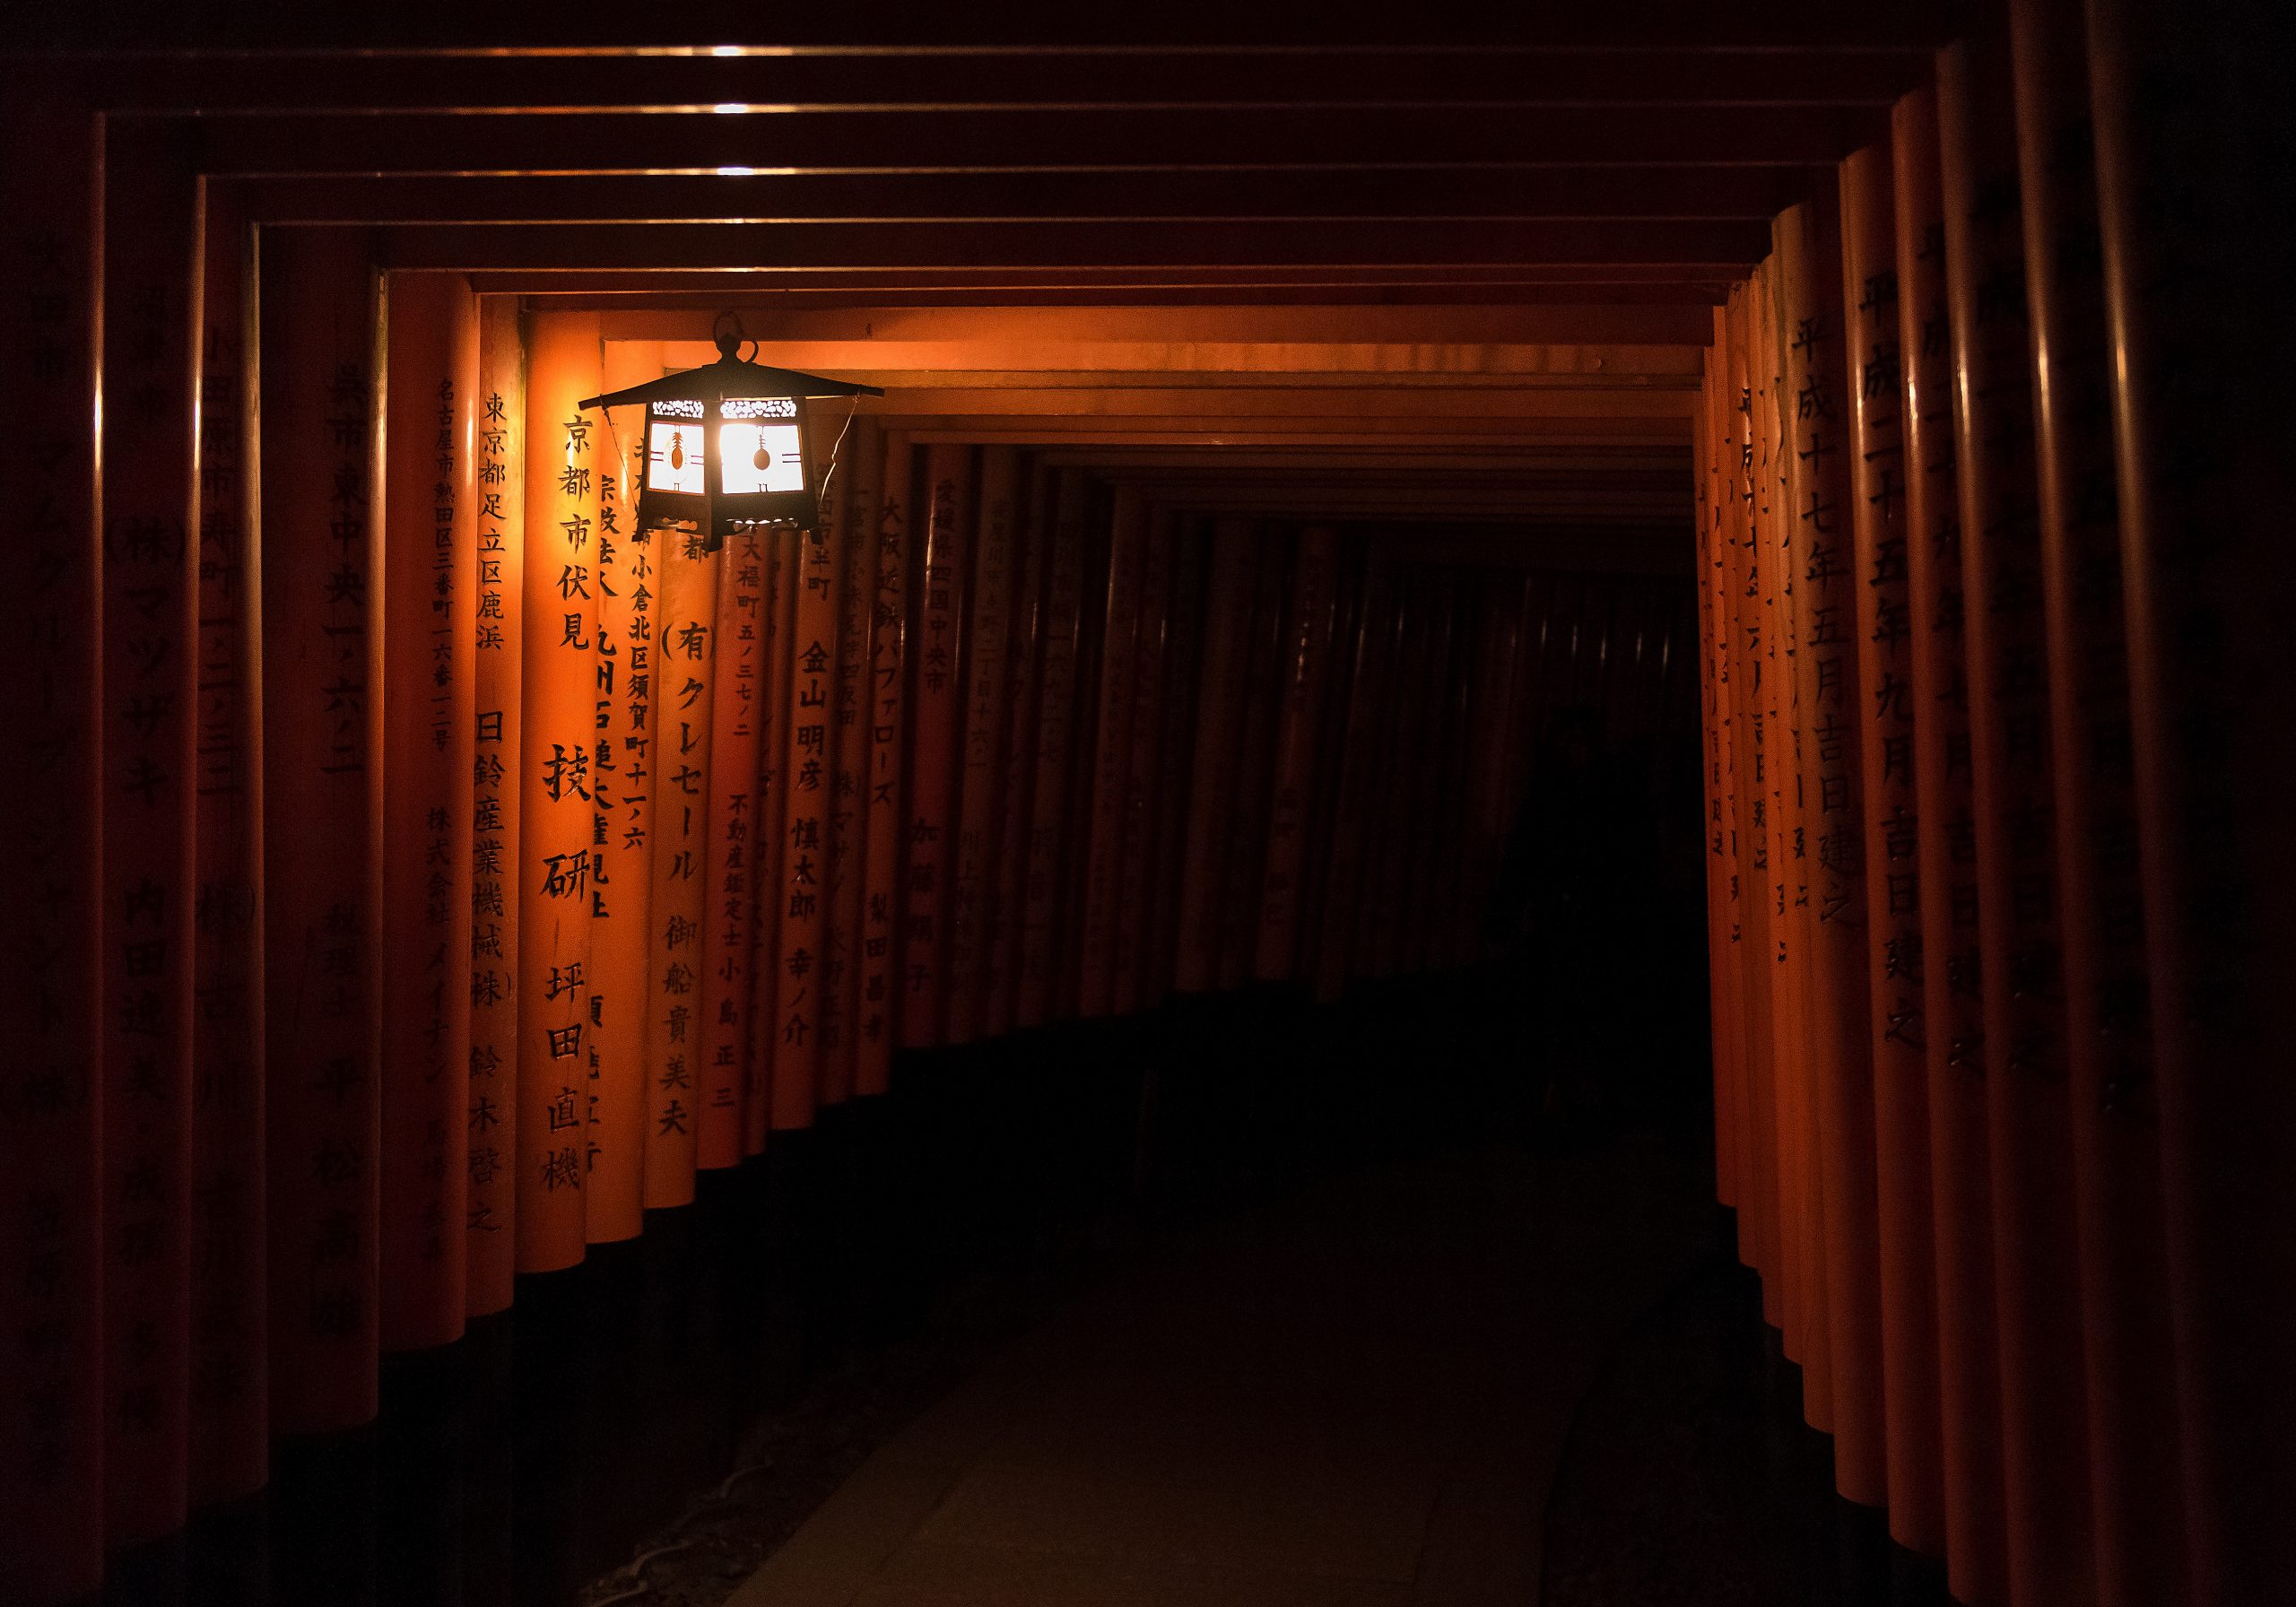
711, 310, 746, 361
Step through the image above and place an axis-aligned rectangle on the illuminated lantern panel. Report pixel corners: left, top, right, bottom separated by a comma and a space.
585, 319, 879, 551
647, 400, 708, 496
718, 398, 805, 496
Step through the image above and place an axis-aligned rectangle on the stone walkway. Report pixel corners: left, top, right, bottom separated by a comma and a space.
727, 1130, 1714, 1607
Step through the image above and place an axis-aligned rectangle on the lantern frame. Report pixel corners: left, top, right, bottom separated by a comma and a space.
578, 317, 881, 550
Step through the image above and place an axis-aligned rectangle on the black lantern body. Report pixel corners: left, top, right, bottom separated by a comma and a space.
579, 323, 881, 551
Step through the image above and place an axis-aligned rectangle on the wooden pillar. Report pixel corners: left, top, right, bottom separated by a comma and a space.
1114, 510, 1181, 1014
1313, 559, 1400, 1003
947, 448, 1018, 1043
2010, 4, 2189, 1602
856, 432, 909, 1090
823, 421, 882, 1097
1840, 139, 1949, 1555
465, 299, 524, 1310
1175, 523, 1257, 992
378, 272, 477, 1350
1694, 344, 1746, 1220
97, 118, 203, 1544
583, 342, 658, 1236
1778, 192, 1888, 1506
1224, 531, 1292, 987
1721, 286, 1783, 1319
1752, 257, 1822, 1388
189, 180, 268, 1510
517, 312, 600, 1262
261, 225, 384, 1433
1940, 38, 2095, 1603
0, 91, 104, 1605
747, 524, 796, 1148
695, 524, 768, 1165
1077, 491, 1144, 1017
2086, 0, 2294, 1594
900, 447, 969, 1045
1897, 80, 2011, 1607
1144, 520, 1212, 1005
639, 504, 718, 1198
1016, 472, 1089, 1028
771, 521, 836, 1126
987, 463, 1048, 1037
1256, 526, 1341, 980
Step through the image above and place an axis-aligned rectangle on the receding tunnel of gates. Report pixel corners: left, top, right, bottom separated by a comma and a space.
22, 253, 1707, 1596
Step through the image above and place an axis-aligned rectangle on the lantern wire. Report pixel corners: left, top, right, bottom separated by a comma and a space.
813, 393, 864, 510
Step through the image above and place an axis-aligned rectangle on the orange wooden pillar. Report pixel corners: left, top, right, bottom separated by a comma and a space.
378, 273, 477, 1350
518, 313, 601, 1264
1016, 472, 1089, 1029
643, 513, 721, 1195
695, 525, 769, 1164
771, 521, 838, 1126
1758, 249, 1827, 1419
2012, 4, 2188, 1600
1311, 560, 1397, 1003
584, 342, 660, 1236
1896, 80, 2010, 1607
823, 420, 882, 1101
1839, 140, 1948, 1556
1256, 526, 1341, 980
987, 465, 1049, 1036
2088, 2, 2296, 1594
189, 184, 268, 1508
1940, 39, 2095, 1605
1778, 194, 1888, 1505
1768, 243, 1835, 1431
1289, 541, 1360, 986
95, 121, 202, 1545
262, 227, 385, 1432
947, 447, 1018, 1043
857, 432, 910, 1090
465, 299, 525, 1308
1752, 258, 1821, 1382
1077, 492, 1145, 1017
1397, 574, 1457, 976
747, 524, 797, 1147
1223, 531, 1292, 987
1693, 347, 1745, 1220
0, 92, 104, 1606
1144, 521, 1212, 1005
900, 446, 970, 1046
1358, 562, 1426, 983
1718, 290, 1782, 1317
1457, 578, 1524, 972
1115, 510, 1181, 1013
1175, 523, 1258, 993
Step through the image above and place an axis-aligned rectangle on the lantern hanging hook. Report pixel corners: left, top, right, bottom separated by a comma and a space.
710, 308, 758, 364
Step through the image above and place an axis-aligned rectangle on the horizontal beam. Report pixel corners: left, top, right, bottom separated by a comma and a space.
643, 353, 1705, 384
229, 166, 1816, 224
3, 0, 1976, 52
180, 104, 1883, 175
363, 218, 1767, 270
871, 413, 1695, 442
584, 302, 1720, 345
499, 278, 1735, 308
75, 47, 1927, 114
779, 385, 1703, 418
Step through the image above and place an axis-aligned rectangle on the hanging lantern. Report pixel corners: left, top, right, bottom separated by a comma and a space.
579, 313, 882, 552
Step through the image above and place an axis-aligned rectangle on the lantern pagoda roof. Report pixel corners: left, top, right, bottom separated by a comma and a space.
578, 334, 882, 413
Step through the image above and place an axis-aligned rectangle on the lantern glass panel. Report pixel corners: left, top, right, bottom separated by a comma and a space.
718, 396, 804, 496
646, 400, 706, 497
719, 421, 804, 495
